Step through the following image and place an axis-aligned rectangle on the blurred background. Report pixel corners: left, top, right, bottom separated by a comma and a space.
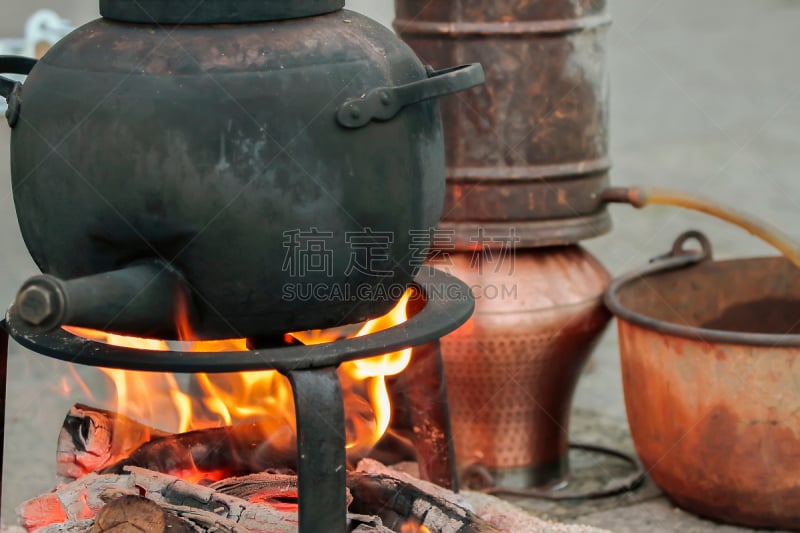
1, 0, 799, 524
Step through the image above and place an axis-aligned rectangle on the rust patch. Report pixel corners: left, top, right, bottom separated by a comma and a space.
618, 319, 800, 529
395, 0, 612, 247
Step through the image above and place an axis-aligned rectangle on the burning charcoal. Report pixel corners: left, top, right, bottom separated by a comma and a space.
348, 514, 394, 533
352, 525, 394, 533
98, 423, 297, 482
90, 494, 192, 533
346, 465, 500, 533
354, 461, 612, 533
18, 474, 129, 531
57, 404, 170, 480
18, 468, 299, 532
210, 472, 300, 512
40, 520, 94, 533
355, 459, 472, 510
57, 403, 296, 482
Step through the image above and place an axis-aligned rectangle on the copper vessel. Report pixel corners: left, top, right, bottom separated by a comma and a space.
395, 0, 615, 488
437, 246, 611, 487
606, 232, 800, 529
395, 0, 612, 247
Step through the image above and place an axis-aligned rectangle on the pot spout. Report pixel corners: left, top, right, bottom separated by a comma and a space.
13, 261, 193, 338
1, 55, 37, 127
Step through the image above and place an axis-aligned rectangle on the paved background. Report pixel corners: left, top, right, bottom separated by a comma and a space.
1, 0, 799, 528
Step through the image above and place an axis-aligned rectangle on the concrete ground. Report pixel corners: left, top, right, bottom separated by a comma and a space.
1, 0, 799, 528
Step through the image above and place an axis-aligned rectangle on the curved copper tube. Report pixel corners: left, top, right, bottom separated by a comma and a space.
602, 186, 800, 269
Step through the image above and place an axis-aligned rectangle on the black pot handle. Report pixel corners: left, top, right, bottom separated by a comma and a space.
337, 63, 485, 129
1, 56, 37, 127
0, 55, 36, 99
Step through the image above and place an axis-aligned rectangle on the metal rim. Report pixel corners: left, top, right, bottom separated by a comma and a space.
437, 212, 613, 249
99, 0, 345, 24
393, 13, 612, 36
479, 442, 645, 501
4, 268, 475, 373
604, 230, 800, 348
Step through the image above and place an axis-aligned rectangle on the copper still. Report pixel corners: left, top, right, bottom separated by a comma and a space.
437, 248, 610, 486
394, 0, 613, 487
395, 0, 611, 248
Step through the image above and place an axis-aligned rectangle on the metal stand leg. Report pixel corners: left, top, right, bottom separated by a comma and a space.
286, 367, 347, 533
396, 340, 459, 491
0, 321, 8, 509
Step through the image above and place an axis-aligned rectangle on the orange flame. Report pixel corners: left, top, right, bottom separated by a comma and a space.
400, 519, 432, 533
296, 290, 413, 454
62, 289, 414, 468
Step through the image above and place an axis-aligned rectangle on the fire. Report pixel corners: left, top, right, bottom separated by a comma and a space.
400, 520, 432, 533
296, 290, 413, 452
62, 289, 415, 475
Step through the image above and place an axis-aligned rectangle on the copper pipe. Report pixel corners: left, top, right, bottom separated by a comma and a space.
602, 186, 800, 269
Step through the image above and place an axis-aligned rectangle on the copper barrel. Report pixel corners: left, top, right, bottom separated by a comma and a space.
395, 0, 612, 247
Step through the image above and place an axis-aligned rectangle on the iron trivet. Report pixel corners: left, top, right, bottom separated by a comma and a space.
0, 268, 474, 533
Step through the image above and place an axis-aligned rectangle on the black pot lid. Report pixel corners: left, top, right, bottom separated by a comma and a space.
100, 0, 345, 24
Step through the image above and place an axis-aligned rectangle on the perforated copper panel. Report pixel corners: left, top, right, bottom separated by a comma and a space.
443, 312, 608, 466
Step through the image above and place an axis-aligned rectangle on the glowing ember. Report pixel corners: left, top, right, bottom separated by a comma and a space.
400, 520, 432, 533
62, 289, 415, 471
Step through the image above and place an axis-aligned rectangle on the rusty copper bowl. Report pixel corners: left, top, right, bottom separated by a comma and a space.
605, 231, 800, 529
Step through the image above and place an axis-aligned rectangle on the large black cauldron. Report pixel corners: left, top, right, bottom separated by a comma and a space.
0, 1, 483, 339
